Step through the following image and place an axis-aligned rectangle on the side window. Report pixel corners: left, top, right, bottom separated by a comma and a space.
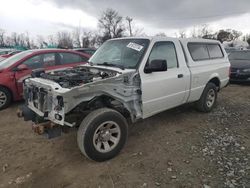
148, 42, 178, 69
188, 43, 209, 61
207, 44, 223, 58
22, 55, 43, 69
43, 53, 56, 67
59, 53, 87, 65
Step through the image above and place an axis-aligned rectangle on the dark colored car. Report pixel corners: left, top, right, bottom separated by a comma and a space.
74, 48, 96, 55
0, 49, 15, 56
225, 47, 238, 55
0, 49, 90, 110
229, 50, 250, 82
0, 50, 22, 58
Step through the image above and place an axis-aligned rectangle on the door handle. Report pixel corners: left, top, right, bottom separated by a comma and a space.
178, 74, 184, 78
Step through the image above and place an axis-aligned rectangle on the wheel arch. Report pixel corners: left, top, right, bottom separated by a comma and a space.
0, 84, 13, 101
90, 95, 131, 117
208, 76, 221, 91
74, 94, 133, 121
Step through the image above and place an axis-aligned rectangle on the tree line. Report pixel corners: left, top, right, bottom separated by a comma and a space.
1, 8, 250, 49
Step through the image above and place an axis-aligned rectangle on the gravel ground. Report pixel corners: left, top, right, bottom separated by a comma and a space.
0, 84, 249, 188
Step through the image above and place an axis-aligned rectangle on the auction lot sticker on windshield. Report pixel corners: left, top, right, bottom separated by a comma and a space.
127, 42, 144, 51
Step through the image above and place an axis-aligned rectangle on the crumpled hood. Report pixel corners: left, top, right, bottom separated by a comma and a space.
26, 64, 136, 90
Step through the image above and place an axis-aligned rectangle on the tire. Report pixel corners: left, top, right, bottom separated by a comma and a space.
77, 108, 128, 162
0, 86, 11, 110
196, 82, 217, 113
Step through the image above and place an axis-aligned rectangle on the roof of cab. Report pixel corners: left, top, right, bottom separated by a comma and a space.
179, 38, 221, 44
109, 36, 221, 44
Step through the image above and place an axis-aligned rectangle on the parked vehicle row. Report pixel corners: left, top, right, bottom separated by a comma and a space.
18, 37, 230, 161
229, 50, 250, 82
0, 49, 15, 56
0, 50, 22, 58
0, 49, 90, 109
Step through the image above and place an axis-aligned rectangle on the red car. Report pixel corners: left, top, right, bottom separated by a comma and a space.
0, 49, 90, 110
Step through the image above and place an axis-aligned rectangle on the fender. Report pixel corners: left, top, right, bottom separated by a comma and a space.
0, 71, 20, 101
208, 73, 220, 83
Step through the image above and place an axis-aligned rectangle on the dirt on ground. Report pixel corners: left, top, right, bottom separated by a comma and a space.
0, 84, 249, 188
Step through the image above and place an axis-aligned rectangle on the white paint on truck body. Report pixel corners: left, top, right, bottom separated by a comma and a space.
24, 37, 230, 125
139, 37, 190, 118
139, 37, 230, 118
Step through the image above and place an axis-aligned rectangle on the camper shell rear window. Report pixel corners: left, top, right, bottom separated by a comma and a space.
188, 43, 224, 61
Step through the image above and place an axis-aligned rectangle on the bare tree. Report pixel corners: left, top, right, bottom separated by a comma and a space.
90, 33, 103, 47
190, 24, 216, 39
243, 34, 250, 42
200, 24, 211, 37
72, 28, 81, 47
133, 27, 145, 36
0, 29, 5, 47
57, 31, 73, 49
24, 32, 31, 49
11, 32, 18, 46
47, 35, 57, 46
4, 36, 12, 47
98, 8, 125, 42
229, 29, 242, 40
18, 33, 26, 47
178, 29, 187, 38
191, 25, 205, 38
81, 32, 91, 48
247, 38, 250, 47
217, 30, 232, 42
126, 16, 133, 36
217, 29, 242, 42
37, 35, 45, 48
29, 39, 37, 49
155, 32, 167, 37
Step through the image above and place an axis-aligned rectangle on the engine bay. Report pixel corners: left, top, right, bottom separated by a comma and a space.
32, 66, 118, 88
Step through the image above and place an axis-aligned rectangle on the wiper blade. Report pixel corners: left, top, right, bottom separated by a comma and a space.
97, 62, 125, 70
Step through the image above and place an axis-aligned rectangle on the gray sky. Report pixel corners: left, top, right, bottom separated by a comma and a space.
1, 0, 250, 37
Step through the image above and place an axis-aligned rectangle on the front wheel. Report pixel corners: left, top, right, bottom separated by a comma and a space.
196, 82, 217, 112
77, 108, 128, 162
0, 86, 11, 110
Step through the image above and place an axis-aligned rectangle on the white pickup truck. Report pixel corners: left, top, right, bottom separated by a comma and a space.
19, 37, 230, 161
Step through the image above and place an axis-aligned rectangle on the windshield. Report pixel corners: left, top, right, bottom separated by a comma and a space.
89, 39, 150, 69
229, 51, 250, 60
0, 51, 33, 69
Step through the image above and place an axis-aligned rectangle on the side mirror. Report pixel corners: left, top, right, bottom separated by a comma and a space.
144, 59, 167, 74
16, 64, 29, 71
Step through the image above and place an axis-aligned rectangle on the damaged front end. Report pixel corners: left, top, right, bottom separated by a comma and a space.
19, 65, 142, 138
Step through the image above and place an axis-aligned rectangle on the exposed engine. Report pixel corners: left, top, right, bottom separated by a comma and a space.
32, 66, 118, 88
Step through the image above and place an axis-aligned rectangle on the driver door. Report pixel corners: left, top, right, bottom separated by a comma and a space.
140, 40, 189, 118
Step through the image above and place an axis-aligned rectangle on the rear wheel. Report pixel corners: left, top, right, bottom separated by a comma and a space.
77, 108, 128, 162
196, 82, 217, 112
0, 87, 11, 110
